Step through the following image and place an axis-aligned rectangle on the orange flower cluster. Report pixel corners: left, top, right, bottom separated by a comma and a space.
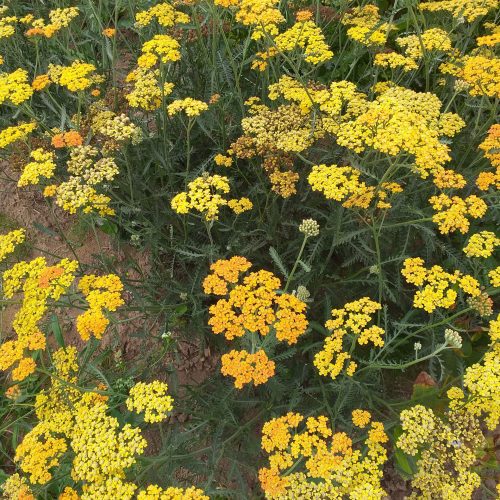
221, 349, 276, 388
51, 130, 83, 148
203, 257, 308, 388
205, 258, 308, 344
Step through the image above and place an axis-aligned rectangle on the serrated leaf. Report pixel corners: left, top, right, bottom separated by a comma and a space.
50, 314, 65, 348
269, 246, 289, 278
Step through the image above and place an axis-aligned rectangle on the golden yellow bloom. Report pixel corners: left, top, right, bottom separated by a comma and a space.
429, 193, 487, 234
0, 68, 33, 105
1, 257, 78, 380
463, 231, 499, 257
228, 197, 253, 214
479, 124, 500, 168
1, 473, 35, 500
352, 409, 372, 428
396, 28, 452, 59
138, 35, 181, 68
49, 61, 99, 92
171, 174, 230, 220
214, 153, 233, 167
135, 2, 189, 28
15, 421, 68, 484
374, 52, 419, 72
126, 381, 174, 423
489, 267, 500, 287
314, 297, 384, 380
0, 228, 25, 263
272, 20, 333, 65
235, 0, 284, 40
125, 67, 172, 111
137, 485, 208, 499
402, 258, 480, 313
259, 411, 388, 498
76, 274, 125, 341
221, 349, 276, 388
0, 122, 36, 149
18, 148, 56, 187
167, 97, 208, 117
419, 0, 498, 22
342, 5, 394, 46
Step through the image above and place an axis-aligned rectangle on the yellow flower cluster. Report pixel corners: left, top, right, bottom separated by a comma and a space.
171, 174, 250, 220
229, 92, 324, 196
214, 153, 233, 167
138, 35, 181, 68
401, 257, 481, 312
76, 274, 125, 341
272, 20, 333, 66
1, 473, 34, 500
48, 61, 101, 92
308, 164, 402, 210
10, 345, 207, 498
342, 5, 393, 46
0, 68, 33, 106
0, 228, 25, 263
336, 86, 465, 179
0, 122, 36, 149
479, 123, 500, 167
25, 7, 79, 38
419, 0, 498, 21
489, 267, 500, 287
314, 298, 384, 380
167, 97, 208, 117
43, 145, 118, 216
126, 381, 174, 423
458, 314, 500, 429
48, 177, 115, 216
476, 123, 500, 191
374, 52, 418, 72
461, 55, 500, 98
0, 257, 78, 381
351, 409, 372, 428
227, 197, 253, 214
259, 411, 388, 498
432, 168, 467, 189
234, 0, 284, 40
205, 258, 308, 344
397, 404, 484, 498
396, 28, 452, 59
18, 148, 56, 187
126, 67, 172, 111
463, 231, 499, 257
137, 485, 209, 499
135, 2, 189, 28
90, 102, 143, 147
429, 193, 487, 234
0, 9, 17, 40
221, 349, 276, 388
15, 421, 68, 484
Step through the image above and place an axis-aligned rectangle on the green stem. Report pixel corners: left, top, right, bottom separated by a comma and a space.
284, 235, 308, 293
